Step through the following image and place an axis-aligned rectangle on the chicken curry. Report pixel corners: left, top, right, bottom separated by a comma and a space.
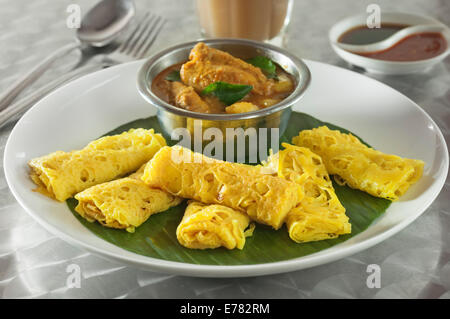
151, 42, 296, 114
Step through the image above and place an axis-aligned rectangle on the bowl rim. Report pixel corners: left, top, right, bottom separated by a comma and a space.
328, 11, 450, 66
137, 38, 311, 121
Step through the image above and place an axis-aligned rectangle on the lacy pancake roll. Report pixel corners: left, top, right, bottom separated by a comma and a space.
29, 128, 166, 202
177, 201, 254, 250
74, 166, 183, 233
292, 126, 424, 201
142, 146, 303, 229
266, 143, 351, 243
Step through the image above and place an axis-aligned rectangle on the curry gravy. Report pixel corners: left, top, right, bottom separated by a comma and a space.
151, 62, 296, 114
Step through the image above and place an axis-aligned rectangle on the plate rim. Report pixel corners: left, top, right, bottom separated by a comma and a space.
4, 59, 448, 277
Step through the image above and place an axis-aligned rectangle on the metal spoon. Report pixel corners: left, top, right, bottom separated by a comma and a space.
335, 24, 450, 54
0, 0, 135, 111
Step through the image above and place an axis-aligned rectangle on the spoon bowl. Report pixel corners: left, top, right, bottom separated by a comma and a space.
77, 0, 136, 47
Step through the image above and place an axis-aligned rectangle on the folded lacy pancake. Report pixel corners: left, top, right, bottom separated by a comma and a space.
29, 128, 166, 202
292, 126, 424, 201
75, 166, 182, 233
266, 143, 351, 243
141, 146, 302, 229
177, 201, 254, 250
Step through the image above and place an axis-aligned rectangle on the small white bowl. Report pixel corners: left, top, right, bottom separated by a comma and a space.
329, 12, 450, 74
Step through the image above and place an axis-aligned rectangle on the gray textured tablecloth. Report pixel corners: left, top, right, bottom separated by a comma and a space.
0, 0, 449, 299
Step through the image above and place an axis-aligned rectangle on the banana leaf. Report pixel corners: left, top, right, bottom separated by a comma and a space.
67, 112, 391, 265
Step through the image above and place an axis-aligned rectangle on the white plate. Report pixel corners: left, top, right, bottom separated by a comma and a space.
4, 60, 448, 277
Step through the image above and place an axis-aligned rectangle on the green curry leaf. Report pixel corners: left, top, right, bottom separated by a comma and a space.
246, 56, 277, 78
165, 70, 181, 82
202, 82, 253, 105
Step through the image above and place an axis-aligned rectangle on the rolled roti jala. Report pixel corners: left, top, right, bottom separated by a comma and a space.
292, 126, 424, 201
74, 166, 182, 232
29, 128, 166, 202
141, 146, 303, 229
177, 201, 253, 250
266, 143, 351, 243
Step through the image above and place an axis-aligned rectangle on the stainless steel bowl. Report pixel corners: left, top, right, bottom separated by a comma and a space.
137, 38, 310, 142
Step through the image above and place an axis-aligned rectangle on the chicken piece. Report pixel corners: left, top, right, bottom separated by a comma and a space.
180, 42, 273, 95
225, 102, 259, 114
170, 81, 212, 113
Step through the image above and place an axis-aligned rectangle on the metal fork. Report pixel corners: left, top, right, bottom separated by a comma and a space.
102, 12, 165, 66
0, 12, 165, 128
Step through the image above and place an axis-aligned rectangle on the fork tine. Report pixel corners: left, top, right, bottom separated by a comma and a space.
136, 17, 166, 59
131, 15, 161, 58
120, 12, 152, 54
117, 12, 149, 52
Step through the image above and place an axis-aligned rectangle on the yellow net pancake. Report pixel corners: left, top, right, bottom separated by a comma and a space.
142, 146, 303, 229
29, 128, 166, 202
177, 201, 254, 250
74, 166, 182, 233
266, 143, 351, 243
292, 126, 424, 201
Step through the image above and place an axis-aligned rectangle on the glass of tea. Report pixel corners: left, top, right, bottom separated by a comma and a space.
195, 0, 293, 47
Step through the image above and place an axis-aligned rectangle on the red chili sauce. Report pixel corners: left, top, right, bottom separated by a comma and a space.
356, 32, 447, 61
